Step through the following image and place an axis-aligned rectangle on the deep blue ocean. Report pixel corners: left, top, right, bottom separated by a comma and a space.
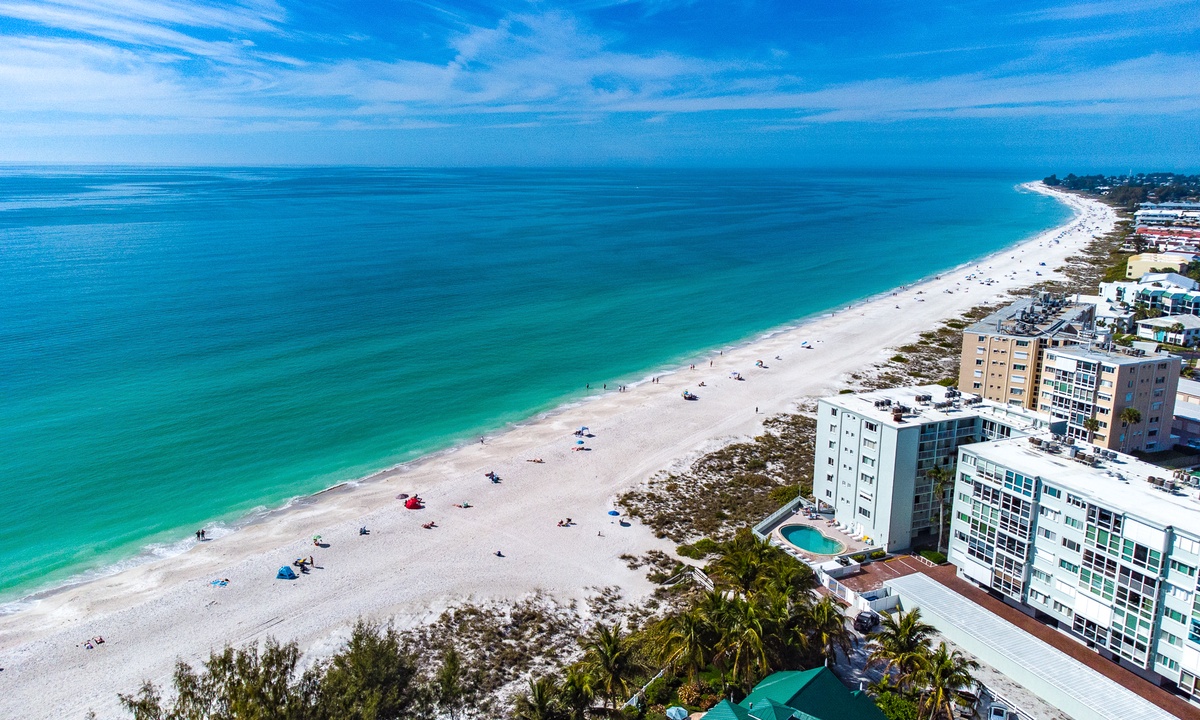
0, 168, 1070, 600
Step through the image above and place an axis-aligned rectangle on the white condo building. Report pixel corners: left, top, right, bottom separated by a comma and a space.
813, 385, 1057, 553
949, 435, 1200, 703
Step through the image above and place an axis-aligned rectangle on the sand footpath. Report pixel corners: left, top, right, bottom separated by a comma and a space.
0, 183, 1114, 719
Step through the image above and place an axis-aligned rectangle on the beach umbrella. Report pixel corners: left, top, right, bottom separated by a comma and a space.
576, 440, 585, 445
608, 510, 620, 516
666, 707, 689, 720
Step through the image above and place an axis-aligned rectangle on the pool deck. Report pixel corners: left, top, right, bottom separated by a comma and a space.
770, 512, 870, 561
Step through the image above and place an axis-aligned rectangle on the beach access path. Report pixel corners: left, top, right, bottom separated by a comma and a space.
0, 183, 1115, 720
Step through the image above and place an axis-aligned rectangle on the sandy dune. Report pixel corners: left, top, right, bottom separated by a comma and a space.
0, 183, 1114, 719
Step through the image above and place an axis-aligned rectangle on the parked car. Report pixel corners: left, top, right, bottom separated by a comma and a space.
853, 610, 880, 633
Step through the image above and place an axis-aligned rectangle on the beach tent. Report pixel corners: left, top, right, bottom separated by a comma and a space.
405, 497, 422, 509
277, 566, 297, 580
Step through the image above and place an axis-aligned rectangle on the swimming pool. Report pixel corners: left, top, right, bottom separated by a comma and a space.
780, 524, 845, 555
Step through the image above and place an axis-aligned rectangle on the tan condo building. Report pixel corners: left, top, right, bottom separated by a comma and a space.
958, 295, 1095, 409
1037, 345, 1179, 453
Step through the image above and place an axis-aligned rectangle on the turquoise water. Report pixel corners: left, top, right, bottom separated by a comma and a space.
0, 168, 1070, 599
780, 524, 846, 555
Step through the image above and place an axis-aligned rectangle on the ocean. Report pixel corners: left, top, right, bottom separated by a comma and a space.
0, 167, 1071, 601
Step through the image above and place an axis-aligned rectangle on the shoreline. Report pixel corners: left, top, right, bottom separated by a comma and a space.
0, 182, 1113, 719
0, 182, 1069, 612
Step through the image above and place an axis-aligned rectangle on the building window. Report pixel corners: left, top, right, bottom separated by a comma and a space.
1043, 485, 1061, 499
858, 507, 871, 518
1177, 536, 1200, 555
1038, 527, 1057, 540
1064, 516, 1083, 530
860, 473, 875, 485
1170, 559, 1197, 577
1165, 608, 1186, 624
1029, 589, 1049, 604
864, 421, 878, 432
1163, 631, 1183, 647
1062, 538, 1081, 552
1158, 655, 1180, 671
1059, 559, 1079, 573
827, 457, 834, 466
1052, 600, 1074, 617
1067, 493, 1085, 509
863, 439, 877, 449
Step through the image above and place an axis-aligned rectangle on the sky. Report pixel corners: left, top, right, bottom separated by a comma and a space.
0, 0, 1198, 167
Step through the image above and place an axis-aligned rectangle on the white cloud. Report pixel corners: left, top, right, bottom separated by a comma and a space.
0, 2, 1197, 138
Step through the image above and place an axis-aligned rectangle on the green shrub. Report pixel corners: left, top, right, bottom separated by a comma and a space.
676, 544, 705, 560
935, 377, 956, 387
768, 484, 800, 505
869, 549, 887, 560
643, 675, 678, 706
920, 550, 948, 565
838, 388, 854, 394
874, 690, 918, 720
890, 354, 908, 363
693, 537, 720, 555
850, 553, 868, 563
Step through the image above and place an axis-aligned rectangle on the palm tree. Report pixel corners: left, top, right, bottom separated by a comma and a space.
804, 596, 855, 664
1081, 416, 1101, 444
713, 595, 772, 690
926, 465, 954, 554
868, 609, 935, 689
655, 609, 714, 681
911, 642, 979, 720
1119, 407, 1142, 450
556, 667, 594, 720
580, 624, 646, 711
513, 677, 562, 720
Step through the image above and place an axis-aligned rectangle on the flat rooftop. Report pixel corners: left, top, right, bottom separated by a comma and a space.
823, 384, 1051, 432
966, 296, 1093, 338
1047, 343, 1174, 366
966, 436, 1200, 532
886, 573, 1182, 720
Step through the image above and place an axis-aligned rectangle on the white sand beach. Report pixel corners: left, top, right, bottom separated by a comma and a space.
0, 183, 1115, 719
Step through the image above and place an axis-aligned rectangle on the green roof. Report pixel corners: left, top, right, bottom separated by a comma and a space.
708, 668, 887, 720
747, 698, 800, 720
706, 700, 751, 720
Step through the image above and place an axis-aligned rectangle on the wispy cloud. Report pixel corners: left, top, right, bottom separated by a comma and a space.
0, 0, 1197, 140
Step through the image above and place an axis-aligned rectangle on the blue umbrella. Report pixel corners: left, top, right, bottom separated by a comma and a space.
576, 440, 585, 445
608, 510, 620, 516
666, 707, 689, 720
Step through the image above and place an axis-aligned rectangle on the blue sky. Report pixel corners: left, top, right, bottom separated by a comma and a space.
1, 0, 1198, 167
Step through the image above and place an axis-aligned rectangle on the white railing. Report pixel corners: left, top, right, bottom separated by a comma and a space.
752, 495, 808, 538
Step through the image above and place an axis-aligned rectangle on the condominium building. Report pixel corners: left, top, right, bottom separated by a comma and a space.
1125, 252, 1194, 279
948, 436, 1200, 702
813, 385, 1057, 552
958, 295, 1095, 409
1036, 345, 1179, 453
